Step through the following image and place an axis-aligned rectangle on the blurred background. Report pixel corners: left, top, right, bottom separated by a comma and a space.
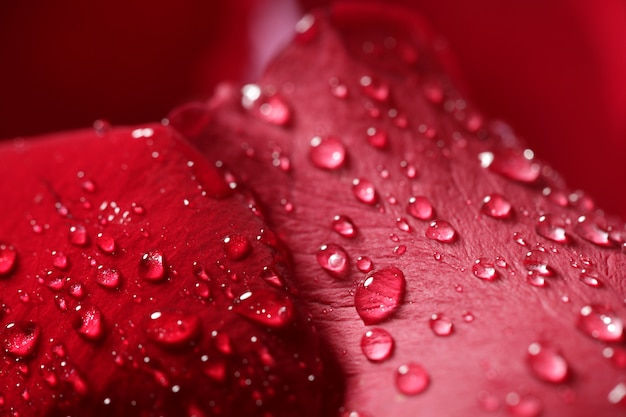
1, 0, 625, 219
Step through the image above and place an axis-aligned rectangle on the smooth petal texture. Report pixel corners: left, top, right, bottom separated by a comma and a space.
0, 125, 324, 416
176, 4, 626, 416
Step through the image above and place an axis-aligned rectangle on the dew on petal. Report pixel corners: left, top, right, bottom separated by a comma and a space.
505, 392, 542, 417
0, 243, 17, 276
356, 256, 373, 273
579, 271, 603, 288
407, 196, 434, 220
355, 267, 405, 325
603, 346, 626, 369
309, 136, 347, 170
481, 194, 512, 219
577, 304, 624, 342
95, 232, 116, 254
574, 215, 613, 247
527, 342, 569, 383
352, 178, 377, 205
481, 148, 541, 183
366, 127, 388, 149
608, 382, 626, 406
139, 250, 166, 282
2, 322, 41, 358
395, 217, 411, 232
222, 234, 252, 261
51, 250, 68, 270
234, 287, 294, 328
426, 220, 457, 243
523, 250, 555, 277
74, 306, 104, 341
145, 311, 201, 348
332, 215, 357, 238
96, 266, 121, 289
472, 258, 498, 281
360, 75, 390, 102
396, 363, 429, 395
536, 214, 569, 244
68, 224, 89, 246
429, 314, 454, 336
317, 244, 349, 277
360, 328, 394, 362
526, 272, 547, 288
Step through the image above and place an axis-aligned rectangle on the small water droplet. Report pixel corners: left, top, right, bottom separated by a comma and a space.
81, 179, 96, 193
332, 215, 357, 238
535, 214, 569, 244
429, 314, 454, 336
523, 250, 555, 277
513, 232, 527, 246
355, 267, 406, 325
139, 250, 166, 282
361, 328, 394, 362
478, 391, 500, 412
310, 136, 347, 170
51, 250, 68, 270
241, 84, 291, 126
235, 287, 294, 328
68, 224, 89, 246
481, 149, 541, 183
574, 215, 613, 247
0, 243, 17, 276
472, 258, 498, 281
481, 194, 512, 219
393, 245, 407, 255
96, 232, 116, 254
352, 178, 377, 205
74, 306, 104, 341
407, 196, 434, 220
2, 322, 41, 358
579, 270, 603, 288
527, 342, 569, 383
356, 256, 373, 273
317, 244, 349, 277
260, 266, 284, 288
145, 311, 201, 348
426, 220, 457, 243
505, 392, 542, 417
366, 127, 388, 149
131, 202, 145, 215
222, 234, 252, 261
462, 311, 475, 322
360, 75, 390, 102
395, 217, 411, 232
395, 363, 429, 395
329, 77, 349, 99
577, 304, 623, 342
96, 266, 121, 289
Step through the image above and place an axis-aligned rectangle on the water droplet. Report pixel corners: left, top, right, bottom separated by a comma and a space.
69, 282, 85, 298
68, 224, 89, 246
505, 393, 542, 417
222, 234, 252, 261
527, 342, 569, 383
579, 271, 603, 288
395, 363, 429, 395
355, 267, 406, 325
329, 77, 349, 99
96, 232, 116, 254
426, 220, 457, 243
295, 13, 318, 43
0, 243, 17, 276
393, 245, 407, 255
2, 322, 40, 358
352, 178, 377, 205
203, 359, 227, 382
332, 215, 357, 238
310, 136, 347, 170
241, 84, 291, 126
235, 287, 294, 328
481, 149, 541, 183
139, 250, 166, 282
481, 194, 512, 219
429, 314, 454, 336
356, 256, 373, 273
472, 258, 498, 281
407, 196, 434, 220
395, 217, 412, 232
131, 202, 145, 215
462, 311, 475, 322
81, 179, 96, 193
361, 328, 394, 362
317, 244, 349, 277
366, 127, 388, 149
96, 266, 121, 289
577, 304, 624, 342
51, 250, 68, 270
535, 214, 569, 244
608, 382, 626, 406
523, 250, 555, 277
513, 232, 527, 246
74, 306, 104, 341
604, 346, 626, 369
260, 266, 284, 288
574, 215, 613, 247
145, 311, 201, 348
360, 75, 389, 102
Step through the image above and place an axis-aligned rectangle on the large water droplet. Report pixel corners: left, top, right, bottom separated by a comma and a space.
577, 304, 623, 342
74, 306, 104, 341
352, 178, 377, 205
310, 136, 347, 170
429, 314, 454, 336
139, 250, 166, 282
355, 267, 405, 325
505, 392, 542, 417
472, 258, 498, 281
523, 250, 555, 277
68, 224, 89, 246
579, 270, 603, 288
361, 328, 394, 362
480, 149, 541, 183
235, 288, 294, 328
527, 342, 569, 383
481, 194, 512, 219
96, 232, 116, 254
96, 266, 121, 289
535, 214, 569, 244
574, 215, 613, 247
0, 243, 17, 276
395, 363, 429, 395
222, 234, 252, 261
145, 311, 201, 348
407, 196, 434, 220
332, 215, 357, 238
317, 244, 349, 277
426, 220, 457, 243
2, 322, 41, 358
